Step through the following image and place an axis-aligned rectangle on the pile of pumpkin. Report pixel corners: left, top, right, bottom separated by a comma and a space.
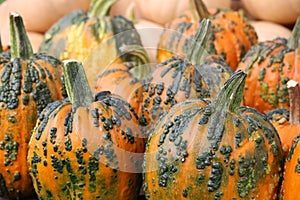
0, 0, 299, 199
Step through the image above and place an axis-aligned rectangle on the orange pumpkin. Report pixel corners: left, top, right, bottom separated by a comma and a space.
27, 60, 145, 200
0, 12, 65, 199
143, 70, 283, 199
279, 134, 300, 199
236, 17, 300, 114
267, 80, 300, 158
157, 0, 258, 70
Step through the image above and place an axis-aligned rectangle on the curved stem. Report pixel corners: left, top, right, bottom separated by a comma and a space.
63, 60, 94, 107
212, 70, 247, 113
288, 16, 300, 49
189, 0, 210, 21
88, 0, 117, 18
9, 12, 33, 60
186, 19, 211, 65
287, 80, 300, 125
119, 44, 151, 80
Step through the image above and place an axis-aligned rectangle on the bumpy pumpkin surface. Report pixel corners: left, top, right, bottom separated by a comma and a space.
139, 20, 232, 134
143, 70, 283, 199
27, 60, 145, 200
279, 134, 300, 200
39, 0, 141, 65
157, 0, 258, 70
237, 17, 300, 114
0, 13, 65, 199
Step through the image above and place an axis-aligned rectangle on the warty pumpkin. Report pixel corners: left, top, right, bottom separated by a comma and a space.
143, 70, 284, 199
236, 16, 300, 114
267, 80, 300, 158
0, 12, 65, 199
157, 0, 258, 71
27, 60, 145, 200
139, 19, 232, 137
279, 134, 300, 199
38, 0, 144, 65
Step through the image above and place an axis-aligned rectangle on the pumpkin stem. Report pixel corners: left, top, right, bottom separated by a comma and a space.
186, 19, 211, 65
287, 16, 300, 49
63, 60, 94, 107
119, 44, 151, 80
287, 80, 300, 125
212, 70, 247, 113
9, 12, 33, 60
88, 0, 117, 18
189, 0, 210, 21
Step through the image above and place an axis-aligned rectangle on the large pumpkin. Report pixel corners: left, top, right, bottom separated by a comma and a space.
138, 19, 232, 134
157, 0, 258, 70
38, 0, 143, 66
236, 17, 300, 114
27, 60, 145, 200
0, 12, 65, 199
267, 80, 300, 158
143, 70, 284, 199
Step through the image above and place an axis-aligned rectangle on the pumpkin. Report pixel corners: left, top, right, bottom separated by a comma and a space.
157, 0, 258, 71
38, 0, 144, 65
27, 59, 145, 199
139, 19, 232, 136
250, 20, 292, 42
134, 0, 190, 26
93, 45, 151, 116
0, 12, 65, 199
241, 0, 300, 25
279, 134, 300, 199
236, 16, 300, 114
0, 0, 92, 33
266, 80, 300, 158
143, 70, 284, 199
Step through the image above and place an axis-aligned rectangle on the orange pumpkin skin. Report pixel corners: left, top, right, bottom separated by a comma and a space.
143, 71, 283, 199
236, 38, 300, 114
0, 13, 65, 199
157, 8, 258, 70
27, 61, 145, 200
279, 134, 300, 199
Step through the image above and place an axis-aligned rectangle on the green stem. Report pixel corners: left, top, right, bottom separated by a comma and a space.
9, 12, 33, 60
212, 70, 247, 113
287, 80, 300, 125
287, 16, 300, 49
186, 19, 211, 65
88, 0, 117, 18
63, 60, 94, 107
189, 0, 210, 21
0, 36, 3, 53
119, 44, 151, 80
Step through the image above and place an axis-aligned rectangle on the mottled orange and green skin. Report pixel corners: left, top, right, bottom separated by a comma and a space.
237, 38, 300, 114
0, 14, 65, 199
157, 8, 258, 71
143, 71, 283, 200
279, 134, 300, 200
27, 61, 145, 200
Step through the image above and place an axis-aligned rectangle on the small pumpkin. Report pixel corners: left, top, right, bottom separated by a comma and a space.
93, 45, 151, 115
236, 16, 300, 114
143, 70, 284, 199
266, 80, 300, 158
38, 0, 144, 66
0, 12, 65, 199
139, 19, 232, 135
157, 0, 258, 70
27, 59, 146, 199
279, 134, 300, 199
